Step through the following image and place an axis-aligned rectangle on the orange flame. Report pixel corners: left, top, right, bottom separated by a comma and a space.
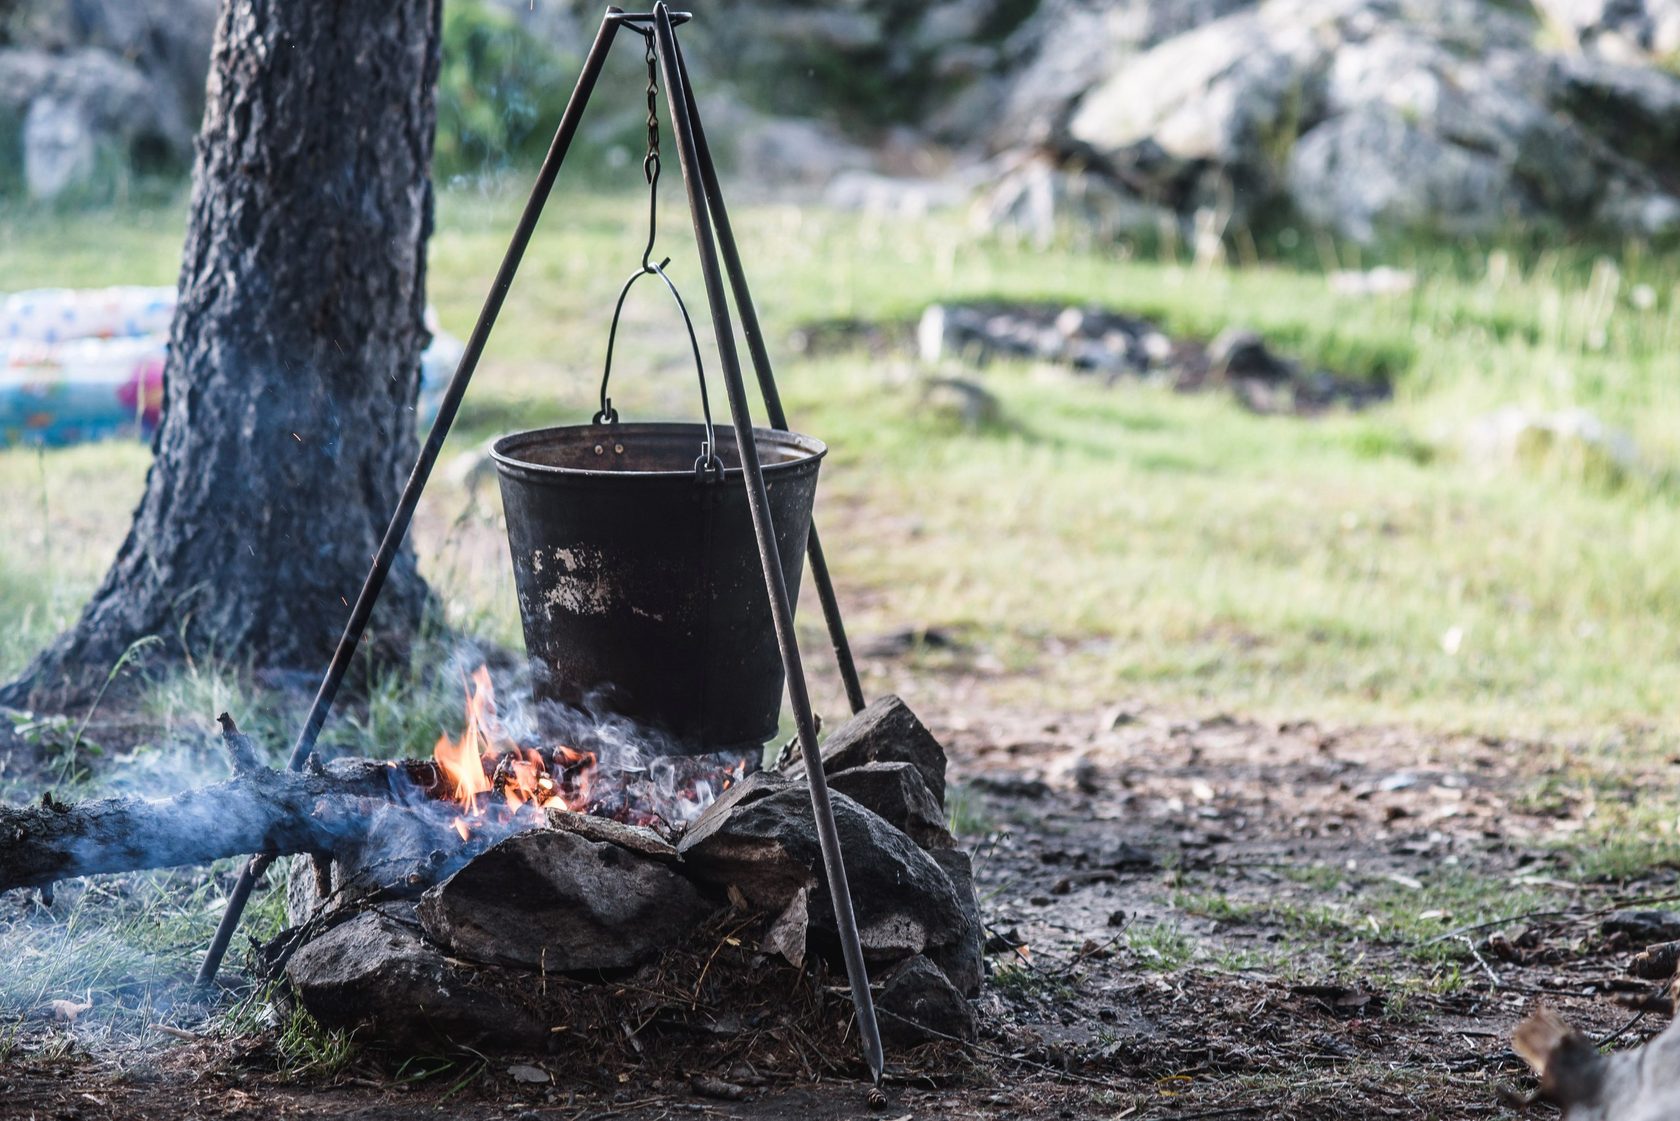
431, 666, 596, 839
431, 664, 747, 841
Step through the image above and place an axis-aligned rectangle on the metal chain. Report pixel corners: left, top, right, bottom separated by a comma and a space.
636, 33, 663, 273
642, 36, 660, 186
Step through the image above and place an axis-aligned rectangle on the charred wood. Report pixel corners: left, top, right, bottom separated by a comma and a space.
0, 759, 435, 892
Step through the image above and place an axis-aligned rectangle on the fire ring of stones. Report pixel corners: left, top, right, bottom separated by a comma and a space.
271, 696, 982, 1058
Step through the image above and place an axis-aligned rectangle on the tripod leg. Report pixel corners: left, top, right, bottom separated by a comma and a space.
651, 3, 885, 1082
195, 5, 628, 990
670, 43, 865, 716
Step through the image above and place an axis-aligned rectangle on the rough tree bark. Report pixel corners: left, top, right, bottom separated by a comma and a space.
1, 0, 443, 714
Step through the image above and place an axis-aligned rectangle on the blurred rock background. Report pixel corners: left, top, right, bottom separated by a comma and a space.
5, 0, 1680, 244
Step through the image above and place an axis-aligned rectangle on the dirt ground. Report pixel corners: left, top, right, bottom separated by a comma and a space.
3, 685, 1669, 1120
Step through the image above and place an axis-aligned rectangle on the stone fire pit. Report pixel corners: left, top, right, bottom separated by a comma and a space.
272, 697, 982, 1056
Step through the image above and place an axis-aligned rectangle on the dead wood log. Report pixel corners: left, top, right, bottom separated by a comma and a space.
0, 759, 436, 892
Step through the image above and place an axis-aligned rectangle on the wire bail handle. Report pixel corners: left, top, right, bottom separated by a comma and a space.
595, 32, 723, 483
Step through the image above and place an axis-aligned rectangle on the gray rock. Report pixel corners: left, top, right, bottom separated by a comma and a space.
988, 0, 1680, 242
926, 848, 985, 998
876, 954, 977, 1045
1461, 406, 1640, 479
285, 908, 551, 1050
1208, 328, 1294, 383
0, 45, 193, 199
793, 695, 948, 807
1536, 0, 1680, 62
1288, 106, 1521, 242
680, 788, 967, 962
918, 376, 1002, 430
972, 152, 1177, 247
827, 762, 953, 850
0, 0, 213, 197
727, 112, 876, 187
418, 829, 714, 972
4, 0, 215, 122
683, 768, 795, 833
1068, 2, 1328, 179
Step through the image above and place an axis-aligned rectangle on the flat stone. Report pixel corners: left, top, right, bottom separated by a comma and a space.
544, 807, 680, 863
681, 788, 965, 963
285, 908, 550, 1050
827, 762, 952, 850
876, 954, 976, 1045
418, 829, 713, 972
680, 769, 794, 843
789, 695, 947, 807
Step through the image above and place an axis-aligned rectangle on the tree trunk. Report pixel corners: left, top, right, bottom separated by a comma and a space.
2, 0, 442, 713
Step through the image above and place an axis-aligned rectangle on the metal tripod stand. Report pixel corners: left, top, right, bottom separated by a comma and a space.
197, 3, 885, 1081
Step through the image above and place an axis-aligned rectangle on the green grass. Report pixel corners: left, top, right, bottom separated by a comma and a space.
7, 185, 1680, 739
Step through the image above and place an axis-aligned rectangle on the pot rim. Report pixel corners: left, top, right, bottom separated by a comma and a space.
490, 421, 827, 483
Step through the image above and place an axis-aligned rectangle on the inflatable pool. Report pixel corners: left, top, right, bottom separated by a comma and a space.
0, 287, 461, 448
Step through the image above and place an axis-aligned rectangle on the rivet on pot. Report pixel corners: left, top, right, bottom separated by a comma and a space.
614, 443, 625, 454
594, 444, 604, 455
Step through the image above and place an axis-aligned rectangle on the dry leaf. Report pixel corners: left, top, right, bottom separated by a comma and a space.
48, 999, 91, 1023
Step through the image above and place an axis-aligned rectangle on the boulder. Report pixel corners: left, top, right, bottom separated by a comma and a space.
285, 907, 551, 1050
680, 788, 968, 963
985, 0, 1680, 242
5, 0, 217, 119
1535, 0, 1680, 62
827, 762, 953, 850
0, 0, 214, 198
876, 953, 977, 1045
1461, 406, 1640, 480
0, 47, 191, 199
418, 829, 714, 972
970, 151, 1177, 247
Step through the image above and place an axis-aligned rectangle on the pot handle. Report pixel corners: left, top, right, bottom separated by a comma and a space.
594, 258, 724, 482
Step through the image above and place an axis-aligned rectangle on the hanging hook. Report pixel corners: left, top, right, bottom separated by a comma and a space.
594, 31, 722, 481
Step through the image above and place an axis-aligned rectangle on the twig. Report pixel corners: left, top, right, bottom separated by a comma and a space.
1596, 1007, 1651, 1050
1462, 936, 1499, 989
1423, 909, 1578, 946
1425, 891, 1680, 946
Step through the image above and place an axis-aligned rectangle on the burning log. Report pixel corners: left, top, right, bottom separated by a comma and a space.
0, 758, 430, 893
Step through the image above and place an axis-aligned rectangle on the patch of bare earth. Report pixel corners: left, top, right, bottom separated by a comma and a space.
3, 698, 1674, 1119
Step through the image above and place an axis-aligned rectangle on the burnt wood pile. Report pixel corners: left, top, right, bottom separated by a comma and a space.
275, 695, 982, 1052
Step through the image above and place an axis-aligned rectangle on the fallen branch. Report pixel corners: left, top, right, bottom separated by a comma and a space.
0, 757, 436, 892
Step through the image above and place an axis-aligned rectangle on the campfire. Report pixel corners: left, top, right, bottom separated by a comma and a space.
0, 689, 983, 1062
426, 665, 747, 843
272, 689, 981, 1058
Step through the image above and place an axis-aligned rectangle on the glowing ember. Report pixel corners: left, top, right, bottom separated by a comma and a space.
431, 665, 747, 840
